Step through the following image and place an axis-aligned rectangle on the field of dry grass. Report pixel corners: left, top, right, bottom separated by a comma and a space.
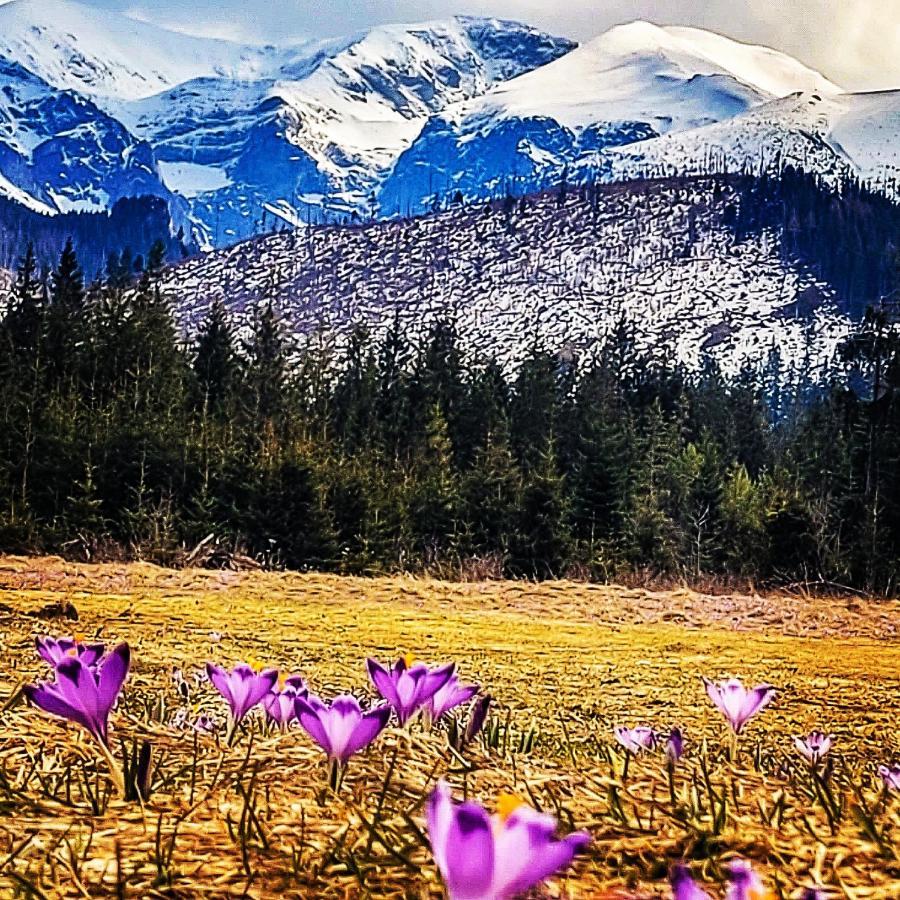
0, 556, 898, 898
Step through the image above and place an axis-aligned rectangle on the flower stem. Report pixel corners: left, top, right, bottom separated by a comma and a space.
95, 736, 126, 799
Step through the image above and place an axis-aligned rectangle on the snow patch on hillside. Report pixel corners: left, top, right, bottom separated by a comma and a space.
160, 178, 852, 377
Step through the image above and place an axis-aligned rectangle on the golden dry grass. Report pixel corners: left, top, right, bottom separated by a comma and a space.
0, 556, 898, 898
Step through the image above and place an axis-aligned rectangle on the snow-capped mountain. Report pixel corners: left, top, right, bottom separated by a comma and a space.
0, 54, 175, 215
0, 0, 326, 101
603, 89, 900, 192
379, 22, 846, 213
0, 0, 896, 249
120, 16, 575, 243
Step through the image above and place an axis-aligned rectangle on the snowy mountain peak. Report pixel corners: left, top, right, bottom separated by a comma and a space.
0, 0, 324, 101
581, 21, 842, 99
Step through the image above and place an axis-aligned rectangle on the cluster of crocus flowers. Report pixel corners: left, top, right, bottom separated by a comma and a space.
25, 641, 130, 748
426, 780, 590, 900
703, 677, 776, 735
794, 731, 834, 767
35, 635, 106, 669
24, 640, 131, 794
367, 655, 456, 725
262, 674, 308, 726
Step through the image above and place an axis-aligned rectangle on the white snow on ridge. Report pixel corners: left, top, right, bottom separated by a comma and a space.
602, 89, 900, 193
448, 21, 843, 134
160, 179, 852, 378
0, 169, 56, 214
0, 0, 332, 101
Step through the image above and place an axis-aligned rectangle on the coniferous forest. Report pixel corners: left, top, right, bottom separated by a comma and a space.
1, 225, 900, 594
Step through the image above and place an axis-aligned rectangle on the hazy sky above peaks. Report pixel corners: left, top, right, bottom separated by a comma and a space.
10, 0, 900, 90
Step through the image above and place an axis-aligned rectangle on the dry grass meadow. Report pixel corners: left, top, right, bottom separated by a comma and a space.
0, 556, 898, 898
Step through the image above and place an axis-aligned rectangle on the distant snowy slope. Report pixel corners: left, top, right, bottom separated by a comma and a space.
122, 17, 574, 244
467, 21, 840, 132
0, 0, 329, 101
0, 55, 175, 214
379, 21, 846, 214
603, 90, 900, 192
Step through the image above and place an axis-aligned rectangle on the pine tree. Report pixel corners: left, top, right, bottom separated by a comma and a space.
193, 300, 239, 417
243, 302, 290, 451
462, 421, 521, 562
408, 404, 461, 565
512, 438, 572, 577
45, 239, 87, 385
2, 243, 43, 358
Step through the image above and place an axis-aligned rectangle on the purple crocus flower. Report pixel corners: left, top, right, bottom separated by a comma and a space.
726, 860, 768, 900
426, 780, 590, 900
703, 678, 776, 734
36, 635, 106, 669
24, 642, 130, 747
878, 764, 900, 792
794, 731, 834, 767
206, 662, 278, 728
294, 694, 391, 765
262, 674, 308, 726
614, 725, 657, 754
424, 673, 479, 724
667, 727, 685, 763
367, 655, 455, 725
670, 863, 712, 900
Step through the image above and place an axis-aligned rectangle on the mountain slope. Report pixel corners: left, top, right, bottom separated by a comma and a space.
603, 89, 900, 193
159, 175, 886, 376
0, 4, 896, 250
379, 21, 845, 214
122, 17, 575, 244
0, 55, 175, 214
0, 0, 326, 101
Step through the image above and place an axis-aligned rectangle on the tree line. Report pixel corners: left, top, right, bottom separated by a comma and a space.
1, 234, 900, 594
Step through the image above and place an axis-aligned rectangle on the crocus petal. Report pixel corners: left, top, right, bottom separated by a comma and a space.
321, 695, 365, 760
443, 803, 495, 900
245, 668, 279, 711
206, 663, 231, 701
878, 764, 900, 791
295, 696, 334, 755
23, 683, 95, 735
97, 643, 130, 713
726, 859, 767, 900
55, 658, 103, 737
491, 806, 555, 893
741, 685, 776, 724
419, 662, 456, 704
81, 644, 106, 667
367, 658, 402, 708
430, 678, 480, 719
344, 705, 391, 758
426, 781, 455, 875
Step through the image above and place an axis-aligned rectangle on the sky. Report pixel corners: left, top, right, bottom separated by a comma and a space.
10, 0, 900, 90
